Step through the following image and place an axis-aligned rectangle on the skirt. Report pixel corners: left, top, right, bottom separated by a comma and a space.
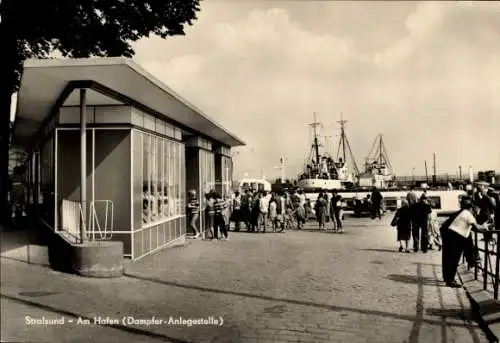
397, 225, 411, 241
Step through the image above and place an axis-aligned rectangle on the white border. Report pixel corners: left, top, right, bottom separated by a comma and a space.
54, 129, 59, 231
130, 129, 135, 259
92, 128, 96, 236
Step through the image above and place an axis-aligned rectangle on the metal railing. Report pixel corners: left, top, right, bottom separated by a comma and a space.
61, 199, 114, 243
469, 219, 499, 299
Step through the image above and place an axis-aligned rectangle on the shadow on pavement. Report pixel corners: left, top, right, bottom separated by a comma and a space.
408, 263, 424, 343
360, 248, 398, 253
122, 272, 473, 329
386, 274, 444, 287
425, 307, 471, 320
0, 294, 191, 343
397, 263, 482, 343
0, 255, 48, 267
430, 263, 483, 343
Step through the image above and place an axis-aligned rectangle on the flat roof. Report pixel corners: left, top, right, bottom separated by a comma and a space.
14, 57, 245, 147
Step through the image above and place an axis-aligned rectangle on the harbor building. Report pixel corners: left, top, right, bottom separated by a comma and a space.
12, 58, 245, 260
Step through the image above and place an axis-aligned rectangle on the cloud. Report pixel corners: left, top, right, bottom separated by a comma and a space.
374, 2, 452, 69
135, 7, 362, 176
133, 2, 500, 179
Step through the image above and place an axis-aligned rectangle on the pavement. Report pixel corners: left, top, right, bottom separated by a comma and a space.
1, 215, 489, 343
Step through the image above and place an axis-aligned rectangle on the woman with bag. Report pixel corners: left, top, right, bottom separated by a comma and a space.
391, 199, 412, 252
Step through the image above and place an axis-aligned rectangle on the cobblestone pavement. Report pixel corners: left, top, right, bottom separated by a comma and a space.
1, 215, 489, 343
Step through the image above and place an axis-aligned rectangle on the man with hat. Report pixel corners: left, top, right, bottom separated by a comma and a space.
441, 196, 489, 288
412, 193, 432, 253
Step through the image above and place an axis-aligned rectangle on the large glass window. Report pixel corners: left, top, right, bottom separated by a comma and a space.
142, 134, 150, 224
142, 131, 185, 227
221, 155, 232, 199
162, 141, 169, 218
168, 141, 175, 217
200, 150, 215, 196
39, 137, 55, 226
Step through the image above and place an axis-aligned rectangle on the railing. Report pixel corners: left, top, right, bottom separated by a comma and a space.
469, 220, 499, 299
61, 199, 114, 243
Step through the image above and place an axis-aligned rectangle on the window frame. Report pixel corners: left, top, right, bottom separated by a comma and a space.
141, 131, 186, 229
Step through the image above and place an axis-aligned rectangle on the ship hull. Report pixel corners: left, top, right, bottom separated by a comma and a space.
304, 189, 466, 215
297, 178, 343, 190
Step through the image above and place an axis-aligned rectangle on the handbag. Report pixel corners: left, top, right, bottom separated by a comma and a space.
390, 213, 398, 227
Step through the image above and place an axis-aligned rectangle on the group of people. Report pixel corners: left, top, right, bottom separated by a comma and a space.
391, 183, 499, 288
232, 188, 311, 232
391, 187, 440, 253
440, 183, 498, 288
357, 188, 385, 219
187, 189, 231, 240
186, 187, 347, 239
312, 190, 344, 232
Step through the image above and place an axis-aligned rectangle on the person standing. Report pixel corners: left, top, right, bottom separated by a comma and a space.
204, 192, 215, 239
296, 189, 307, 229
324, 190, 332, 224
315, 193, 327, 230
214, 192, 229, 240
284, 192, 294, 230
428, 208, 442, 250
187, 190, 201, 239
391, 199, 412, 252
259, 191, 271, 232
406, 186, 419, 247
231, 191, 242, 231
371, 187, 383, 220
269, 195, 278, 231
250, 192, 261, 232
477, 186, 496, 225
276, 191, 286, 231
10, 165, 27, 222
442, 197, 488, 288
413, 194, 432, 252
243, 190, 253, 230
330, 190, 344, 233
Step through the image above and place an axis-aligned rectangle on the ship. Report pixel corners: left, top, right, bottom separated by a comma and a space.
297, 113, 359, 191
358, 134, 395, 189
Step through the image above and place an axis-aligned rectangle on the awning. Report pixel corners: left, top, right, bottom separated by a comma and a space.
14, 57, 245, 148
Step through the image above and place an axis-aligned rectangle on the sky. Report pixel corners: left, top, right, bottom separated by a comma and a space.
132, 0, 500, 180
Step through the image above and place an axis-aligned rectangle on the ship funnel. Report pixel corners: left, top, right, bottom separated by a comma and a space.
469, 166, 474, 183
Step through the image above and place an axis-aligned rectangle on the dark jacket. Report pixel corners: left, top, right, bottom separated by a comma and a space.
371, 191, 383, 205
394, 206, 412, 230
414, 200, 432, 223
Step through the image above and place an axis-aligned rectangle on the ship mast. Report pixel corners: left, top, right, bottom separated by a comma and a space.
335, 112, 360, 176
309, 112, 321, 166
338, 112, 347, 162
378, 135, 383, 165
365, 134, 393, 173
